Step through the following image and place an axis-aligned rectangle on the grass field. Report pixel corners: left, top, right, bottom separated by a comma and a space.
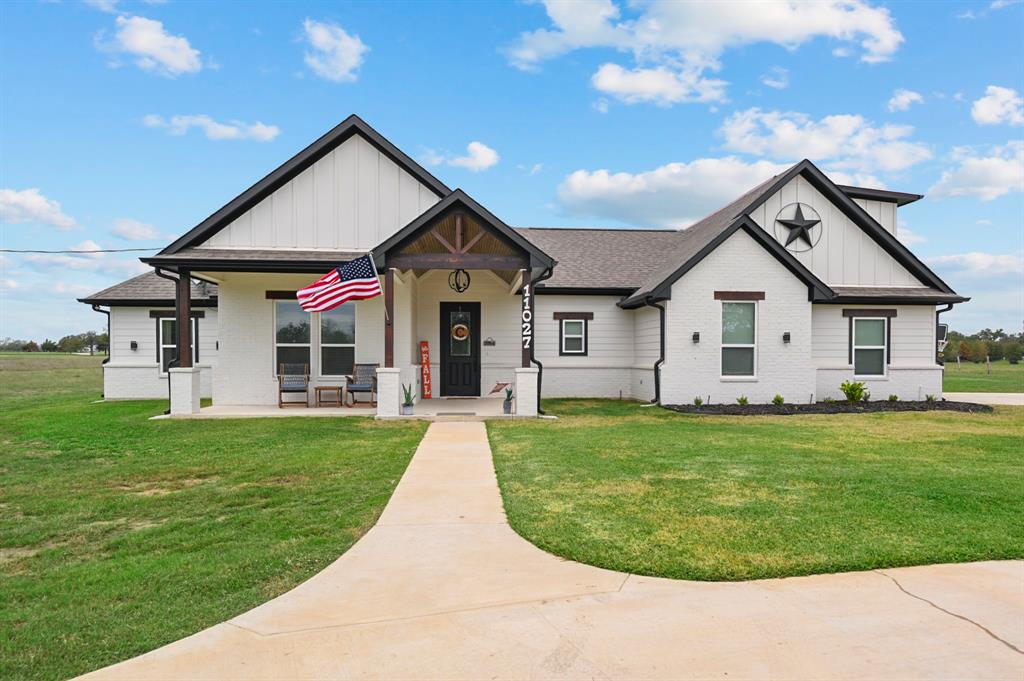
943, 359, 1023, 393
489, 399, 1024, 582
0, 354, 427, 680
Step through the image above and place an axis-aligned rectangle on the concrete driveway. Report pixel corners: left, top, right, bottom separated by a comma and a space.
945, 392, 1024, 406
82, 422, 1023, 680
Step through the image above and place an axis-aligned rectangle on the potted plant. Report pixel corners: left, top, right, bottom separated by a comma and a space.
401, 383, 414, 416
503, 386, 514, 414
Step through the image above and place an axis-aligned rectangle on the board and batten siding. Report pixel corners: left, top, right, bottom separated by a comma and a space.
749, 175, 920, 287
852, 198, 896, 234
199, 135, 440, 251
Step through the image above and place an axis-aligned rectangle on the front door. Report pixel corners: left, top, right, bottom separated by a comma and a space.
439, 302, 480, 396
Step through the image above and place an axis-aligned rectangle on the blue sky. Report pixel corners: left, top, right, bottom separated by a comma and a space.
1, 0, 1022, 340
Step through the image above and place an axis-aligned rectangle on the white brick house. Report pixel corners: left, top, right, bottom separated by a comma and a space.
81, 115, 966, 414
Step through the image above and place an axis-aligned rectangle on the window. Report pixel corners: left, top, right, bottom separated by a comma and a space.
853, 318, 886, 376
275, 301, 310, 373
560, 319, 587, 355
320, 304, 355, 376
157, 317, 197, 373
721, 301, 756, 377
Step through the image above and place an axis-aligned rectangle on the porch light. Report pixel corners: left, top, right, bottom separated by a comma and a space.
448, 268, 471, 293
783, 332, 791, 343
692, 332, 700, 343
130, 340, 138, 351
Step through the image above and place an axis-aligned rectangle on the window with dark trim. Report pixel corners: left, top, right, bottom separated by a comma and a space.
843, 309, 896, 376
721, 301, 756, 377
155, 317, 198, 373
554, 312, 593, 356
274, 301, 311, 374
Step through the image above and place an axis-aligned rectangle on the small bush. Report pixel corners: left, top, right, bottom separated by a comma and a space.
888, 394, 899, 402
736, 395, 749, 405
925, 394, 937, 402
771, 394, 784, 406
862, 391, 871, 403
839, 380, 866, 402
822, 397, 835, 404
693, 396, 703, 407
1006, 342, 1022, 364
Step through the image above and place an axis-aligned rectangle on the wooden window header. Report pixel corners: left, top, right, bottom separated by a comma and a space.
842, 308, 898, 318
714, 291, 765, 301
149, 310, 205, 318
266, 291, 298, 300
552, 312, 594, 320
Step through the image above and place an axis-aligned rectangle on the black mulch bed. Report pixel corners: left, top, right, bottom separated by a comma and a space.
663, 400, 993, 416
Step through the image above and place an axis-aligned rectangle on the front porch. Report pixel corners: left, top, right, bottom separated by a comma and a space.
157, 395, 527, 421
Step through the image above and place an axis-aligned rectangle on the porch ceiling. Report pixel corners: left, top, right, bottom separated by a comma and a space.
395, 212, 522, 283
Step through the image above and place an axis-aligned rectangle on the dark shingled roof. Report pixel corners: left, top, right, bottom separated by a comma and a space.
146, 247, 366, 263
77, 271, 218, 306
830, 286, 968, 303
514, 228, 684, 290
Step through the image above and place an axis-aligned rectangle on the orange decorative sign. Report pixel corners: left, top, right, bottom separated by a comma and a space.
420, 341, 432, 398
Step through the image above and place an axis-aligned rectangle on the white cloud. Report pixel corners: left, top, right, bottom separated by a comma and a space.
0, 188, 77, 230
887, 88, 923, 112
449, 142, 500, 172
302, 19, 368, 83
557, 156, 789, 227
928, 141, 1024, 200
0, 278, 20, 290
103, 15, 202, 77
507, 0, 902, 105
111, 218, 162, 241
971, 86, 1024, 126
143, 114, 280, 141
990, 0, 1022, 9
760, 66, 789, 90
720, 107, 932, 173
84, 0, 120, 12
22, 240, 148, 276
591, 63, 727, 105
928, 252, 1023, 277
593, 98, 610, 113
896, 223, 926, 245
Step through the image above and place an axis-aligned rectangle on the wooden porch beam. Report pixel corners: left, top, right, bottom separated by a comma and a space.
460, 229, 485, 254
175, 269, 193, 368
430, 228, 458, 254
388, 253, 527, 270
521, 269, 533, 368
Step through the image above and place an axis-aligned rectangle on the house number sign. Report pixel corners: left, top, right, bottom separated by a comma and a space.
521, 283, 533, 351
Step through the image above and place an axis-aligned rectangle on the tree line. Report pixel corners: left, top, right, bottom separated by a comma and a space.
0, 332, 109, 354
942, 328, 1022, 364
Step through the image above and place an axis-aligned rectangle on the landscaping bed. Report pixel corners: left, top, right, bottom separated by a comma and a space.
663, 400, 993, 416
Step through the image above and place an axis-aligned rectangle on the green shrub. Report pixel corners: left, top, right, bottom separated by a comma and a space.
736, 395, 749, 406
772, 394, 784, 406
693, 396, 703, 407
401, 383, 414, 406
888, 394, 899, 402
925, 394, 937, 402
839, 380, 866, 402
1006, 342, 1022, 364
822, 397, 835, 404
862, 391, 871, 403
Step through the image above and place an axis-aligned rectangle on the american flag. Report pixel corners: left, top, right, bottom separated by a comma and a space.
297, 255, 382, 312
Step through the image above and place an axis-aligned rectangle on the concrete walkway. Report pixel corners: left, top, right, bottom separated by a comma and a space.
82, 422, 1023, 680
945, 392, 1024, 406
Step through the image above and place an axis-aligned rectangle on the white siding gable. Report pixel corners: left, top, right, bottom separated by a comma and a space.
749, 175, 921, 287
199, 134, 440, 251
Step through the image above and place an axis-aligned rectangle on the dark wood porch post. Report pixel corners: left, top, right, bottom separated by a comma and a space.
384, 268, 394, 368
175, 269, 193, 368
521, 268, 532, 368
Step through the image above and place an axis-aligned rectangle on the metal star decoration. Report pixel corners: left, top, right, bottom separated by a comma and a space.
777, 204, 821, 248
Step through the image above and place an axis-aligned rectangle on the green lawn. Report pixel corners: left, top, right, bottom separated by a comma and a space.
489, 399, 1024, 582
0, 354, 427, 681
943, 359, 1024, 393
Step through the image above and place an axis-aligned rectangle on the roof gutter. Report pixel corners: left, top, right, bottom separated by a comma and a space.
90, 305, 111, 370
643, 298, 666, 405
529, 266, 555, 415
153, 267, 182, 415
936, 303, 954, 366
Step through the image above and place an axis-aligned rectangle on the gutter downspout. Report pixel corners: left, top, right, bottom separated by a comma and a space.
91, 304, 110, 399
153, 267, 181, 415
529, 266, 555, 415
644, 299, 666, 405
936, 303, 953, 366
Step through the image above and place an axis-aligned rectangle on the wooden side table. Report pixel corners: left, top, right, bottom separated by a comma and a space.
315, 385, 344, 408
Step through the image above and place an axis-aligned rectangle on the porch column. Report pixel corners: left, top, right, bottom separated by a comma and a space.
384, 267, 394, 368
520, 269, 532, 368
169, 268, 200, 415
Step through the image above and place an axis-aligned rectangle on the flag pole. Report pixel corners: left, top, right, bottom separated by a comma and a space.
369, 252, 388, 323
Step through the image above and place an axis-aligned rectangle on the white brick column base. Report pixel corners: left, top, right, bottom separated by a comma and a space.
169, 367, 201, 415
376, 367, 401, 418
514, 367, 539, 417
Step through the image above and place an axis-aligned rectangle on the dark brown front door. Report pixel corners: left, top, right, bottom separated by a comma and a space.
439, 302, 480, 396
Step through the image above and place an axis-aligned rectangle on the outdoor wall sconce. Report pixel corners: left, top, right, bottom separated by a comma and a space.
783, 332, 791, 343
483, 337, 496, 347
692, 332, 700, 343
448, 268, 471, 293
130, 340, 138, 351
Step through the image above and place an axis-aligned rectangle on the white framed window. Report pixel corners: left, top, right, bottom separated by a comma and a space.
320, 304, 356, 377
158, 317, 197, 374
853, 317, 887, 377
721, 301, 756, 377
274, 301, 311, 375
559, 319, 587, 355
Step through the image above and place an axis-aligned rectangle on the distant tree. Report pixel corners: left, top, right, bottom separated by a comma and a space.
83, 331, 97, 356
970, 339, 989, 363
988, 341, 1005, 361
41, 339, 58, 352
1006, 342, 1022, 365
96, 332, 109, 354
957, 339, 972, 361
57, 334, 86, 353
21, 340, 40, 352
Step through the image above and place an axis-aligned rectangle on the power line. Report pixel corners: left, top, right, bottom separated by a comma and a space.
0, 247, 160, 254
